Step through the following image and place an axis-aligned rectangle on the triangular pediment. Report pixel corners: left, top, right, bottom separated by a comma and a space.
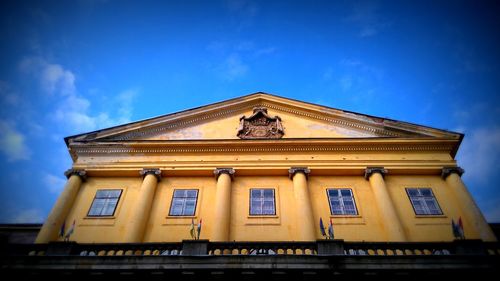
66, 92, 462, 144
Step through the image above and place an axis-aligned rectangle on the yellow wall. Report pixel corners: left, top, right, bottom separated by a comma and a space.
56, 172, 489, 243
309, 176, 386, 242
64, 177, 142, 243
385, 176, 476, 241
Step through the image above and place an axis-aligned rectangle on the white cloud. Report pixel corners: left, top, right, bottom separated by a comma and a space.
339, 75, 353, 91
116, 88, 138, 123
20, 56, 138, 133
225, 0, 259, 18
219, 53, 248, 81
253, 47, 277, 58
457, 126, 500, 184
43, 173, 67, 194
345, 1, 390, 38
19, 57, 76, 96
340, 58, 384, 80
12, 208, 45, 223
322, 67, 334, 81
0, 81, 21, 106
0, 121, 31, 161
41, 63, 76, 96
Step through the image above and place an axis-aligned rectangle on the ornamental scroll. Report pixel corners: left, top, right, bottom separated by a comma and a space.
237, 106, 284, 139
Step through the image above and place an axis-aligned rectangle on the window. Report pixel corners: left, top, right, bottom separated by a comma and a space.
87, 189, 122, 217
169, 189, 198, 216
406, 188, 443, 215
327, 189, 358, 215
250, 189, 276, 215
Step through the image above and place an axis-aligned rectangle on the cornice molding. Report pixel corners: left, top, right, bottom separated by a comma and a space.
70, 139, 457, 155
108, 104, 252, 141
262, 102, 405, 137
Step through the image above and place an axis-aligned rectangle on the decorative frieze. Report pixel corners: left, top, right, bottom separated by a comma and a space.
72, 143, 456, 155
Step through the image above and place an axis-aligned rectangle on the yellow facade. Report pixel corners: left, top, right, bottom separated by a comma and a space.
35, 93, 496, 244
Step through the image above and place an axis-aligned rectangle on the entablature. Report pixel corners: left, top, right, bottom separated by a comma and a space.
69, 138, 459, 161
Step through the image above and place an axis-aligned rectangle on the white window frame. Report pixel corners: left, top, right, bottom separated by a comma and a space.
249, 188, 276, 216
87, 189, 122, 217
327, 188, 358, 215
169, 189, 199, 216
406, 188, 443, 215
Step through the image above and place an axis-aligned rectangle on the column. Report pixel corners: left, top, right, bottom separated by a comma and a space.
35, 169, 87, 243
289, 167, 316, 241
442, 167, 497, 241
211, 168, 235, 241
365, 167, 407, 241
123, 168, 161, 243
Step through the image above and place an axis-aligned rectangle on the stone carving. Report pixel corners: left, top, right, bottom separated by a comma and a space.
364, 167, 388, 180
140, 168, 162, 181
441, 166, 464, 179
237, 106, 284, 139
289, 167, 311, 179
64, 169, 87, 181
214, 168, 235, 180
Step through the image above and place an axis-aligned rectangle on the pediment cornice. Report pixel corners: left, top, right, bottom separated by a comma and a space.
66, 93, 462, 144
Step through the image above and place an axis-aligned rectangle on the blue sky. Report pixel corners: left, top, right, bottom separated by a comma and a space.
0, 0, 499, 223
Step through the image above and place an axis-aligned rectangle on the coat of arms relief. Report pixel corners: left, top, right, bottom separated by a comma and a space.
237, 106, 284, 139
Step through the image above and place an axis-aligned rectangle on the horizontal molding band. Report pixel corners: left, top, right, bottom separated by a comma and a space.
73, 144, 455, 154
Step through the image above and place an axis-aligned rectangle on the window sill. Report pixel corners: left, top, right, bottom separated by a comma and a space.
330, 215, 362, 218
84, 216, 116, 220
415, 215, 447, 218
166, 216, 198, 219
247, 215, 279, 219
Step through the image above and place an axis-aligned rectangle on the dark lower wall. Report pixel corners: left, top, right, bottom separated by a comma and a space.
0, 224, 42, 244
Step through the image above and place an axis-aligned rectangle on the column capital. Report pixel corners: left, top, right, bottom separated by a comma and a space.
441, 166, 464, 179
214, 168, 235, 180
64, 169, 87, 181
289, 167, 310, 180
364, 167, 387, 180
140, 168, 162, 181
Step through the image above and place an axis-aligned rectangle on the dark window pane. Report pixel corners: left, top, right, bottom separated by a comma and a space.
173, 190, 185, 197
251, 189, 261, 197
186, 190, 197, 197
328, 189, 338, 197
407, 189, 418, 197
421, 189, 432, 196
340, 189, 351, 197
263, 189, 274, 198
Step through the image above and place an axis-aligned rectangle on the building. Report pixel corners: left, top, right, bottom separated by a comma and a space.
2, 92, 499, 279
